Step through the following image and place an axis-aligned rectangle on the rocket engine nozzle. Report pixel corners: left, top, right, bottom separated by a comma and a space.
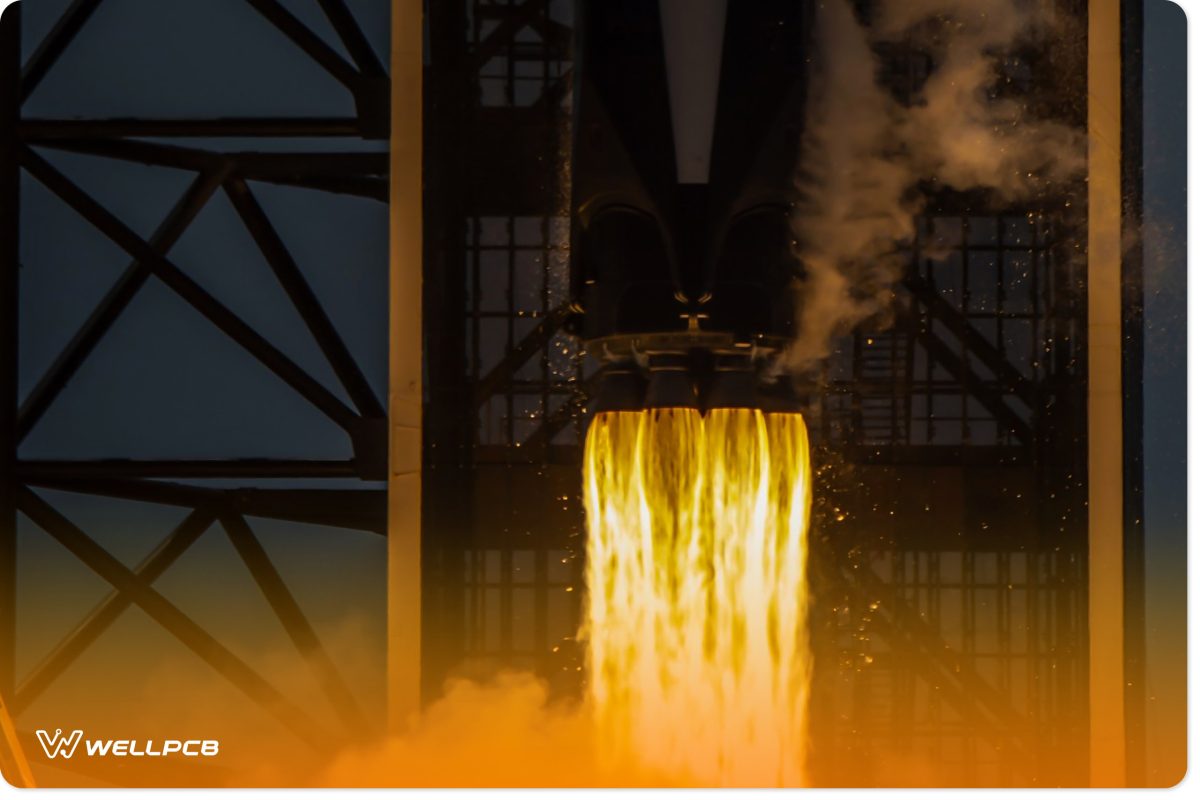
569, 0, 812, 413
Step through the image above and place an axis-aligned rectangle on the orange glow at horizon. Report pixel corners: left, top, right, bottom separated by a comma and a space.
583, 407, 813, 787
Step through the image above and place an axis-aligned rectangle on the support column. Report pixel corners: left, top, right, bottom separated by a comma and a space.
1086, 0, 1125, 787
388, 0, 423, 732
0, 5, 30, 786
420, 0, 471, 702
1, 2, 22, 708
1118, 0, 1146, 785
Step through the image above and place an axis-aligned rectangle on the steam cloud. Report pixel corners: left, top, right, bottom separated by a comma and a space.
786, 0, 1086, 372
52, 614, 662, 788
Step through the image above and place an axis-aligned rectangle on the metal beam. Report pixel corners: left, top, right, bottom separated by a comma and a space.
844, 444, 1029, 466
242, 0, 363, 92
27, 140, 389, 200
469, 0, 545, 72
12, 509, 216, 714
842, 555, 1031, 739
16, 488, 336, 751
473, 303, 572, 407
524, 372, 603, 450
1119, 0, 1147, 783
20, 118, 364, 139
523, 391, 588, 449
17, 459, 360, 480
809, 540, 1037, 774
225, 177, 385, 419
19, 0, 104, 102
16, 167, 228, 443
224, 152, 389, 178
0, 0, 20, 710
904, 273, 1036, 408
28, 139, 388, 180
30, 137, 220, 172
317, 0, 387, 77
222, 514, 372, 736
912, 317, 1034, 446
532, 67, 573, 112
18, 477, 386, 533
245, 173, 388, 202
3, 0, 397, 770
20, 147, 361, 433
389, 0, 423, 731
1087, 0, 1127, 785
420, 0, 474, 704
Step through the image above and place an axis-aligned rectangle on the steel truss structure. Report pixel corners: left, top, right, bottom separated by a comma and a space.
2, 0, 390, 785
2, 0, 1147, 789
422, 0, 1144, 787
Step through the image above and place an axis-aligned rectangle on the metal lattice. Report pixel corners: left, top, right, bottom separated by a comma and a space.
2, 0, 393, 784
422, 0, 1091, 787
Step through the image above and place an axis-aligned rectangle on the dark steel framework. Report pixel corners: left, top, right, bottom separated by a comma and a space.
422, 0, 1143, 788
1119, 0, 1146, 784
0, 0, 1147, 790
1, 0, 390, 785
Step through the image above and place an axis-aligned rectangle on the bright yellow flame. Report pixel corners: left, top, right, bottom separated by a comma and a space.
583, 407, 813, 786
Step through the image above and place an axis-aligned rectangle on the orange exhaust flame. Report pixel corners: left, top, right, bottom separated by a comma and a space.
583, 408, 813, 786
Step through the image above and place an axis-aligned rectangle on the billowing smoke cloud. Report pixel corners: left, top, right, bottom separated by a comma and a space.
786, 0, 1086, 372
316, 673, 671, 788
19, 609, 666, 788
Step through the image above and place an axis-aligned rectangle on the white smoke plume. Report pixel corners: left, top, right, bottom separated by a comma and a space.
786, 0, 1086, 372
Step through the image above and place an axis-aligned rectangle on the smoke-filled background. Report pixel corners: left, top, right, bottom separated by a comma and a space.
788, 0, 1086, 371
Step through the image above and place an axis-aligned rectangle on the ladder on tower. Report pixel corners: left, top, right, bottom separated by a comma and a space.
853, 329, 915, 446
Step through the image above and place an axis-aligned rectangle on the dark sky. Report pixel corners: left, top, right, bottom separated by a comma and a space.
1141, 0, 1187, 785
1144, 0, 1187, 569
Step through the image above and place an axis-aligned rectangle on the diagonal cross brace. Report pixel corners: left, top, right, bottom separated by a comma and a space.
16, 167, 227, 443
813, 550, 1035, 770
913, 317, 1034, 446
242, 0, 362, 92
316, 0, 387, 77
474, 303, 572, 408
20, 146, 361, 433
20, 0, 105, 102
221, 514, 372, 738
905, 273, 1037, 408
16, 488, 337, 752
12, 508, 216, 714
224, 177, 384, 419
470, 0, 547, 72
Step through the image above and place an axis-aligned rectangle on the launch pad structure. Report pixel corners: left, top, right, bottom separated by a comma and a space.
0, 0, 1151, 788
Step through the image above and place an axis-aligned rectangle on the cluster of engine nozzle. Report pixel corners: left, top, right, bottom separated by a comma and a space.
593, 348, 803, 414
571, 0, 812, 411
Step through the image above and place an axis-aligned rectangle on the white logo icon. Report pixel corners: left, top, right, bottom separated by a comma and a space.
36, 728, 83, 760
